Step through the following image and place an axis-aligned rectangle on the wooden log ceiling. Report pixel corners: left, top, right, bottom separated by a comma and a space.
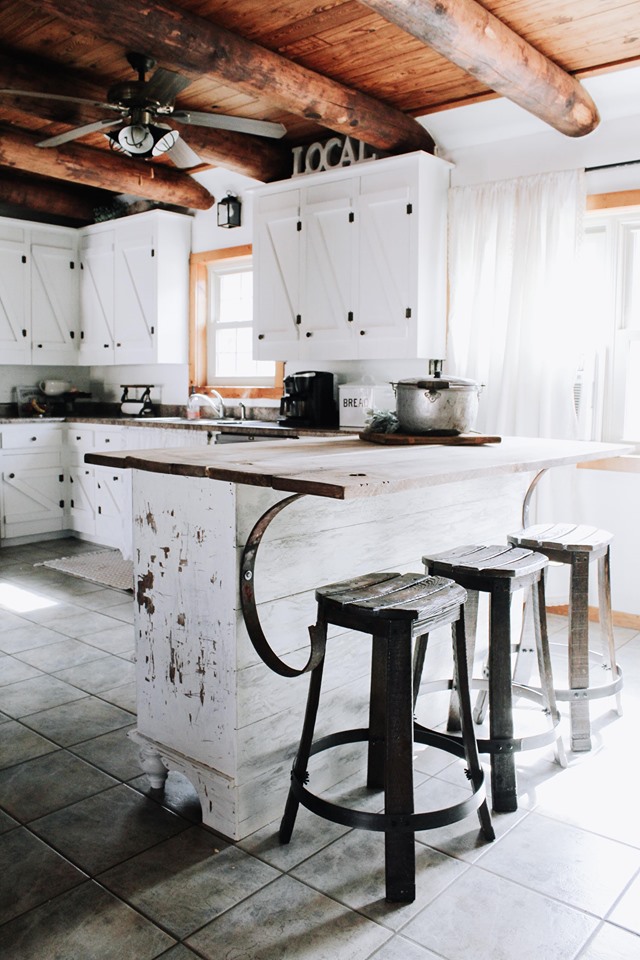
0, 126, 215, 209
0, 0, 636, 220
24, 0, 436, 155
360, 0, 600, 136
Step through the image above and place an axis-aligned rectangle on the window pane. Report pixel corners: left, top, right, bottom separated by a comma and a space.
207, 260, 275, 384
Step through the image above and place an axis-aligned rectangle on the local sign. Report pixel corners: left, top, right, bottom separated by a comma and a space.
291, 135, 381, 177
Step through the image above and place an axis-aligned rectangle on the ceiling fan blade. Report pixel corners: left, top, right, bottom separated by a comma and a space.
37, 118, 122, 148
172, 110, 286, 139
164, 136, 203, 169
0, 89, 117, 112
145, 67, 192, 104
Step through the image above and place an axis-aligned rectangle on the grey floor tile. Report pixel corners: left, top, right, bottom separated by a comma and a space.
30, 783, 191, 874
401, 866, 599, 960
99, 680, 137, 713
0, 880, 176, 960
106, 600, 135, 623
0, 749, 116, 821
291, 828, 468, 931
0, 655, 42, 686
607, 871, 640, 935
476, 809, 640, 916
0, 808, 18, 833
13, 636, 109, 672
0, 719, 58, 769
238, 806, 350, 871
0, 622, 73, 655
0, 674, 87, 718
76, 587, 137, 612
578, 921, 640, 959
186, 874, 391, 960
71, 724, 140, 780
53, 653, 135, 693
21, 696, 134, 747
99, 826, 280, 939
36, 607, 127, 639
0, 827, 86, 924
81, 621, 135, 655
156, 947, 203, 960
368, 937, 442, 960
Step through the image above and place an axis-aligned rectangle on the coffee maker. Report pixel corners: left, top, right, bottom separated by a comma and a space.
279, 371, 338, 428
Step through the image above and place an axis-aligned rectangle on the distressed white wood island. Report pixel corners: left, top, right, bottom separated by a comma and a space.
87, 435, 625, 840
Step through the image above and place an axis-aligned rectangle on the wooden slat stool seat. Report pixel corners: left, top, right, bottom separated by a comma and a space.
420, 545, 565, 814
507, 523, 623, 752
279, 571, 494, 904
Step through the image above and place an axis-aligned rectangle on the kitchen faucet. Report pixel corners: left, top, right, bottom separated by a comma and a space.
187, 390, 225, 419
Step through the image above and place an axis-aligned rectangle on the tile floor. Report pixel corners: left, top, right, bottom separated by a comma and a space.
1, 537, 640, 959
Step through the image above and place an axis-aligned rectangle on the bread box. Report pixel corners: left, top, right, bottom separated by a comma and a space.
338, 382, 396, 428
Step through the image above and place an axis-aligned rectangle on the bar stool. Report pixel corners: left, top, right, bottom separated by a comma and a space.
507, 523, 623, 752
420, 545, 565, 814
279, 571, 494, 904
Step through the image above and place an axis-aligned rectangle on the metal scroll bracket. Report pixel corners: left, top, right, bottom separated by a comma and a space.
522, 468, 549, 527
239, 493, 326, 678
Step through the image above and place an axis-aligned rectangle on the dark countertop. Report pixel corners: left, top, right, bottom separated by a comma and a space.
0, 416, 357, 438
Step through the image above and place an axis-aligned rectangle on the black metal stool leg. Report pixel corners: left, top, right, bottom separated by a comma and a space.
368, 635, 387, 790
450, 589, 479, 731
412, 633, 428, 709
451, 616, 495, 841
280, 620, 327, 844
488, 583, 517, 812
384, 623, 415, 902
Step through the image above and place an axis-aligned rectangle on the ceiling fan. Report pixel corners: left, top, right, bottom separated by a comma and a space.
0, 52, 286, 168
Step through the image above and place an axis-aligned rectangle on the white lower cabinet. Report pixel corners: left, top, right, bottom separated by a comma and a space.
0, 421, 213, 550
0, 424, 66, 540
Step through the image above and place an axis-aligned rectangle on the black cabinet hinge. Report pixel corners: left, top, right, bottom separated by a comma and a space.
347, 311, 354, 322
151, 248, 155, 257
295, 315, 302, 325
406, 203, 413, 215
21, 254, 27, 263
70, 499, 75, 508
59, 499, 64, 509
70, 261, 75, 269
59, 474, 64, 482
297, 221, 302, 232
405, 307, 412, 318
349, 212, 355, 223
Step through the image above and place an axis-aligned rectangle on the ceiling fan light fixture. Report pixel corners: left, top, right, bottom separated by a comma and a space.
104, 122, 179, 159
151, 127, 179, 156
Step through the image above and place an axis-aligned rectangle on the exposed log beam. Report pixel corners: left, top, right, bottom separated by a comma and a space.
359, 0, 599, 137
0, 170, 106, 222
0, 51, 290, 181
25, 0, 435, 154
0, 126, 214, 209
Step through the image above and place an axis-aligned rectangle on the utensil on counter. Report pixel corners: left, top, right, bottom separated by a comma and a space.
39, 379, 71, 396
120, 385, 155, 417
394, 368, 482, 435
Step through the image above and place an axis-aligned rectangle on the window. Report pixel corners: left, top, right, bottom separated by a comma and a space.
582, 208, 640, 446
189, 245, 283, 397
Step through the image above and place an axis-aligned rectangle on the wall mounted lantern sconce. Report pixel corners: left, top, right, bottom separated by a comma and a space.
217, 192, 242, 228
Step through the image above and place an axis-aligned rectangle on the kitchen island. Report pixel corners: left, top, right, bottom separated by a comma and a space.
87, 435, 626, 840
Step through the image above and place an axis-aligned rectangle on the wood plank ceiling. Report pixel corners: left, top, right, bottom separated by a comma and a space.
0, 0, 637, 224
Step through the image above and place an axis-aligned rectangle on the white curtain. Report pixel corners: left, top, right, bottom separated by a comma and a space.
447, 169, 586, 441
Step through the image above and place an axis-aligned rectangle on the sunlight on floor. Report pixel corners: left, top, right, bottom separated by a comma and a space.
0, 582, 59, 613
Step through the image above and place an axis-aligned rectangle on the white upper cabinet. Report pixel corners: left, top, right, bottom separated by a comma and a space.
79, 224, 116, 365
30, 227, 79, 364
253, 151, 450, 361
0, 220, 78, 365
0, 223, 29, 363
79, 210, 191, 365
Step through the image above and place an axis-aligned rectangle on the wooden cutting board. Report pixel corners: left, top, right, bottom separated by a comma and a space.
359, 432, 502, 445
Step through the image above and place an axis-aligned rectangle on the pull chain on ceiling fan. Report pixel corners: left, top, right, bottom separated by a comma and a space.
0, 51, 286, 168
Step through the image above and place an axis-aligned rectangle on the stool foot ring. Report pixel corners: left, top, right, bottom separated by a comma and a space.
281, 726, 492, 836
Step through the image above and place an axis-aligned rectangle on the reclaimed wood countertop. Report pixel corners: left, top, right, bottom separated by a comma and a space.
85, 435, 629, 500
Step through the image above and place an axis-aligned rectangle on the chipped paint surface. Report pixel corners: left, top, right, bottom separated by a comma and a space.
129, 466, 528, 840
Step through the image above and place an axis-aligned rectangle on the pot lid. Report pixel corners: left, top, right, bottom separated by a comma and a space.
398, 375, 479, 391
